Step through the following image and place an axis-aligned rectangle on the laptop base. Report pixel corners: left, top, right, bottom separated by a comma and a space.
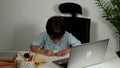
116, 51, 120, 58
52, 58, 69, 68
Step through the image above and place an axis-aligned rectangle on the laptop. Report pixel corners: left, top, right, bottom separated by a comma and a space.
52, 39, 109, 68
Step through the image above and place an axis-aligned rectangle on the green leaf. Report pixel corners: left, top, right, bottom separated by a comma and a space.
95, 0, 120, 35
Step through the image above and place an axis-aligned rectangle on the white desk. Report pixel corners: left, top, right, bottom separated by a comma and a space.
87, 58, 120, 68
17, 51, 120, 68
16, 51, 69, 68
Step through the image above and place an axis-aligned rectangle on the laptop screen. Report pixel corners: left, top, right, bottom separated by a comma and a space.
67, 39, 109, 68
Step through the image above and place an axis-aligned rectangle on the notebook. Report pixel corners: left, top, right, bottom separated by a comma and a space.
52, 39, 109, 68
0, 52, 17, 62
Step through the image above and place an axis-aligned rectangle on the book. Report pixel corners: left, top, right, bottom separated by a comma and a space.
0, 51, 17, 68
0, 52, 17, 62
0, 66, 15, 68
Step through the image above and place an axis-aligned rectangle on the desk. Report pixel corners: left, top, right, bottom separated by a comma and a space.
16, 51, 120, 68
86, 52, 120, 68
16, 51, 69, 68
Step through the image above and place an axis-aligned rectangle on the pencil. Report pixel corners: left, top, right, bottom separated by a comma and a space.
29, 48, 31, 56
29, 55, 33, 61
33, 53, 38, 61
32, 48, 40, 61
28, 48, 31, 61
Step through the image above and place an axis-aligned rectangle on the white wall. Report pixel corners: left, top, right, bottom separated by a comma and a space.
0, 0, 118, 59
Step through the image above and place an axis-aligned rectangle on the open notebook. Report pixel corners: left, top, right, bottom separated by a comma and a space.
52, 39, 109, 68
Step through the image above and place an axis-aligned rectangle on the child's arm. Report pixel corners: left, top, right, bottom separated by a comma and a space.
30, 45, 55, 56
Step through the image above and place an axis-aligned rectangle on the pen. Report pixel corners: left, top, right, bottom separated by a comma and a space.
28, 48, 32, 61
35, 61, 47, 64
29, 55, 33, 61
32, 48, 40, 61
29, 48, 31, 56
33, 53, 38, 61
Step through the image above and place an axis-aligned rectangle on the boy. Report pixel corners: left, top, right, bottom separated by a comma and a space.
30, 16, 81, 56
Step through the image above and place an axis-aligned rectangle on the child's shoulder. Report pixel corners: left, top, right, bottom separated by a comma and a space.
65, 31, 73, 36
41, 31, 47, 34
65, 31, 72, 35
40, 31, 48, 36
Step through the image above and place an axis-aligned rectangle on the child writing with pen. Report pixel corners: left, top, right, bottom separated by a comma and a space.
30, 16, 81, 56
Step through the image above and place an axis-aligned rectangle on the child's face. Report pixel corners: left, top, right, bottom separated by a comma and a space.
50, 35, 63, 44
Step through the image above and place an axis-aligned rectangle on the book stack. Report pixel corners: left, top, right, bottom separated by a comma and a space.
0, 52, 17, 68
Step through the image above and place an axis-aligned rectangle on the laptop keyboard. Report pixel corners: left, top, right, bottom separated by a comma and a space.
52, 58, 69, 68
59, 62, 68, 68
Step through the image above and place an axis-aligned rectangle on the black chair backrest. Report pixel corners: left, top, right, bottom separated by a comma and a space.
58, 2, 91, 43
59, 2, 82, 17
47, 2, 90, 43
63, 17, 91, 43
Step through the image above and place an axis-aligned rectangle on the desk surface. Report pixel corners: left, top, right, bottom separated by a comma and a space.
17, 51, 120, 68
17, 51, 69, 68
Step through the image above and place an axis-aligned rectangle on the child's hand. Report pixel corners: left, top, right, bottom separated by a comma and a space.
30, 45, 39, 52
45, 50, 55, 56
55, 48, 71, 56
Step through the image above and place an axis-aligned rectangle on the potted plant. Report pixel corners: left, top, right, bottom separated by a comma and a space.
95, 0, 120, 57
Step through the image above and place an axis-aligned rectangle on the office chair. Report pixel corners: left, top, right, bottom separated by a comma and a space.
58, 2, 91, 43
49, 3, 91, 68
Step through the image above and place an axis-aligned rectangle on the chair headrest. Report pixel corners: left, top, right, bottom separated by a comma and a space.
59, 2, 82, 15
